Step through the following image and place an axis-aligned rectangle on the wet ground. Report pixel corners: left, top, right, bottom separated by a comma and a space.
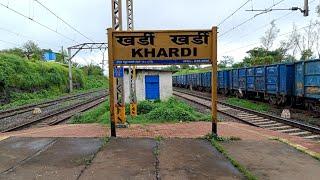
222, 140, 320, 180
1, 122, 320, 179
0, 137, 243, 180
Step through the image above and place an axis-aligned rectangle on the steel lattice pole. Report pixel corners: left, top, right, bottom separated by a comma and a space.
112, 0, 126, 132
127, 0, 137, 116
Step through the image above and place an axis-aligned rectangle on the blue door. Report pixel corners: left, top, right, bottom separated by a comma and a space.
145, 75, 160, 100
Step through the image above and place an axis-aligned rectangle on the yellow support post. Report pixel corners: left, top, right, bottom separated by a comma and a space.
211, 27, 218, 135
107, 28, 116, 137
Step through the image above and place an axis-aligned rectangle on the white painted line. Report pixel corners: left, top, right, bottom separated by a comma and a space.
304, 135, 320, 139
289, 131, 311, 136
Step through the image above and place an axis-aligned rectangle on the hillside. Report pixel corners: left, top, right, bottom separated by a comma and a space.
0, 53, 107, 107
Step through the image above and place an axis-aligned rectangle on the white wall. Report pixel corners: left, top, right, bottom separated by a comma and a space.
123, 70, 172, 103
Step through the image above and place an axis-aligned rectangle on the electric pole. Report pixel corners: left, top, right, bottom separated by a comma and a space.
127, 0, 137, 117
68, 48, 73, 93
246, 0, 309, 17
304, 0, 309, 16
61, 46, 65, 63
111, 0, 126, 130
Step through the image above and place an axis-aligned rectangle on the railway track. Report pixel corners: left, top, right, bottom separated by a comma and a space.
1, 90, 108, 133
0, 89, 105, 120
173, 89, 320, 142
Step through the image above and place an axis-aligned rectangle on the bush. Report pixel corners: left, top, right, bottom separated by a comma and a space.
0, 53, 84, 93
72, 98, 210, 125
82, 75, 107, 90
131, 97, 208, 123
147, 106, 199, 122
137, 100, 157, 114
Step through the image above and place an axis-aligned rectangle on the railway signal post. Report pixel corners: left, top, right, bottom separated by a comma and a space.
112, 0, 127, 129
126, 0, 138, 117
108, 28, 218, 137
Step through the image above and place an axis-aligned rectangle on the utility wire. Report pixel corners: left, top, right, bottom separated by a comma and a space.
221, 42, 260, 54
221, 0, 318, 54
0, 26, 60, 48
0, 2, 78, 44
0, 39, 20, 46
221, 23, 315, 54
221, 11, 293, 47
33, 0, 95, 43
219, 0, 286, 38
217, 0, 251, 27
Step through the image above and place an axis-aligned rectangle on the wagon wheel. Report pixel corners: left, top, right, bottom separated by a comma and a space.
277, 96, 286, 106
288, 97, 295, 108
222, 89, 228, 96
307, 102, 317, 112
268, 96, 277, 106
236, 92, 243, 99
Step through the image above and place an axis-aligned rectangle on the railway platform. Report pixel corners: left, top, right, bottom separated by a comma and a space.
0, 122, 320, 179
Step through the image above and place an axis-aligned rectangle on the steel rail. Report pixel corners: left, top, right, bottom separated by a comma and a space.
1, 93, 108, 133
0, 89, 106, 119
173, 89, 320, 135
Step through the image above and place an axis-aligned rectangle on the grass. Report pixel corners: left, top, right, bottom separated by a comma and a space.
0, 87, 107, 111
174, 68, 210, 75
0, 53, 108, 110
226, 97, 269, 112
70, 97, 211, 125
270, 137, 320, 161
70, 101, 110, 124
205, 134, 258, 180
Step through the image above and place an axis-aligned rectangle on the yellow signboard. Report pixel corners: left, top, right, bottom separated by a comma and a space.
110, 29, 215, 65
108, 27, 218, 137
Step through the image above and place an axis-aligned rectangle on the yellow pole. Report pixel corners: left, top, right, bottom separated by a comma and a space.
107, 28, 116, 137
211, 27, 218, 135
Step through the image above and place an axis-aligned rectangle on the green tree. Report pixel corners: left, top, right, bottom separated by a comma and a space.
163, 65, 179, 71
55, 49, 68, 64
81, 64, 103, 76
260, 20, 280, 51
243, 47, 284, 66
301, 49, 313, 60
22, 41, 42, 60
0, 48, 25, 58
218, 56, 234, 69
180, 64, 190, 69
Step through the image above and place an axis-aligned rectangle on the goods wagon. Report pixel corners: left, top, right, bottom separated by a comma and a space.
230, 68, 246, 97
295, 59, 320, 110
172, 75, 178, 86
245, 66, 265, 93
174, 74, 188, 88
172, 59, 320, 112
218, 70, 230, 94
265, 63, 294, 105
200, 72, 211, 91
189, 73, 202, 90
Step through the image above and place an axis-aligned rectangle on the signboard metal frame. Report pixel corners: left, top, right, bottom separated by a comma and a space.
108, 27, 218, 137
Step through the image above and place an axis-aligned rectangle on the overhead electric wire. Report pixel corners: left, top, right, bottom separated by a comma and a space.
221, 11, 293, 46
221, 0, 318, 55
219, 0, 286, 38
0, 2, 79, 44
0, 26, 60, 48
33, 0, 95, 43
217, 0, 251, 27
221, 23, 315, 54
0, 39, 20, 46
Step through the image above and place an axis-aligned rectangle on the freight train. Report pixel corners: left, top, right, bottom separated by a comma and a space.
172, 59, 320, 112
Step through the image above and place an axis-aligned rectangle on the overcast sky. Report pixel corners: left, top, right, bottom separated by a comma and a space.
0, 0, 319, 67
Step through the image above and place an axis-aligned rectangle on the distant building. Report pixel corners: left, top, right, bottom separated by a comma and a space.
123, 68, 173, 103
43, 51, 56, 61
